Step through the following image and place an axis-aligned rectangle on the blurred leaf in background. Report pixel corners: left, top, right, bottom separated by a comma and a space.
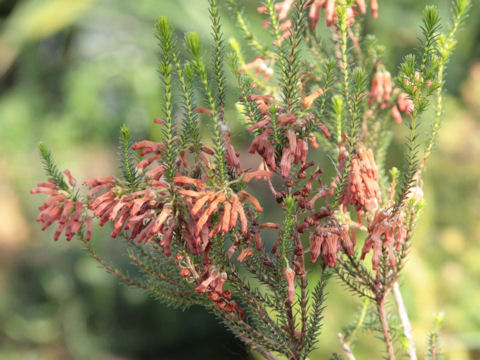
0, 0, 479, 359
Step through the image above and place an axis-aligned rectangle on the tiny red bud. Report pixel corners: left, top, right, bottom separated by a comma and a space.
180, 267, 191, 278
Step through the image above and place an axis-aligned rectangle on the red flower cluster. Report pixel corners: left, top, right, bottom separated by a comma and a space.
309, 223, 354, 266
247, 95, 325, 178
31, 172, 92, 241
391, 92, 414, 124
361, 210, 407, 269
84, 175, 182, 255
258, 0, 378, 32
337, 147, 382, 215
369, 69, 393, 106
367, 68, 415, 125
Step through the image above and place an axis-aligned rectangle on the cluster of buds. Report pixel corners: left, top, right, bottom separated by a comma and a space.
337, 147, 382, 215
361, 210, 407, 269
31, 171, 92, 242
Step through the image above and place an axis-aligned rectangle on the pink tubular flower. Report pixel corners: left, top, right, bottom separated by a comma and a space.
369, 70, 392, 105
284, 266, 296, 303
309, 224, 352, 266
397, 92, 414, 115
356, 0, 367, 13
31, 175, 87, 242
85, 173, 179, 253
249, 130, 277, 170
307, 0, 377, 29
302, 88, 324, 108
223, 131, 242, 174
195, 268, 228, 295
391, 105, 403, 124
361, 210, 407, 269
276, 0, 295, 20
242, 56, 274, 81
371, 0, 378, 18
64, 169, 77, 186
337, 147, 381, 214
175, 176, 264, 239
237, 248, 254, 263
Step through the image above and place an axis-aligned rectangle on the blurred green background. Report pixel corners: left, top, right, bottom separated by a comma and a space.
0, 0, 479, 359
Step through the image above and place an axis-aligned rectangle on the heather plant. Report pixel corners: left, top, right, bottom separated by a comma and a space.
30, 0, 470, 359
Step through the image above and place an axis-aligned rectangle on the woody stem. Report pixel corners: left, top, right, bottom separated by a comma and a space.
257, 349, 279, 360
377, 297, 396, 360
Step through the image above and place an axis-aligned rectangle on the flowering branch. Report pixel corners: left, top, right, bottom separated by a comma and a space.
30, 1, 470, 359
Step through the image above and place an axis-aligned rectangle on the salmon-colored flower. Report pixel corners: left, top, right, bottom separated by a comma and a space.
223, 131, 242, 174
337, 147, 381, 213
284, 266, 296, 303
397, 92, 414, 114
361, 210, 407, 269
391, 105, 403, 124
31, 174, 88, 242
242, 56, 274, 81
249, 130, 277, 170
85, 174, 178, 253
302, 88, 324, 108
237, 248, 254, 263
195, 268, 228, 294
369, 70, 392, 105
307, 0, 376, 29
175, 177, 263, 238
309, 223, 353, 266
242, 169, 273, 183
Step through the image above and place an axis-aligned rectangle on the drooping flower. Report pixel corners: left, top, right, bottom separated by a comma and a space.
361, 210, 407, 269
31, 172, 89, 242
195, 267, 227, 294
391, 92, 414, 124
397, 92, 414, 114
337, 147, 382, 214
369, 70, 392, 105
307, 0, 378, 29
174, 176, 265, 239
309, 223, 353, 266
391, 105, 403, 124
284, 266, 296, 303
84, 174, 179, 254
237, 248, 254, 263
223, 131, 242, 174
246, 96, 329, 178
242, 56, 274, 81
302, 88, 324, 108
